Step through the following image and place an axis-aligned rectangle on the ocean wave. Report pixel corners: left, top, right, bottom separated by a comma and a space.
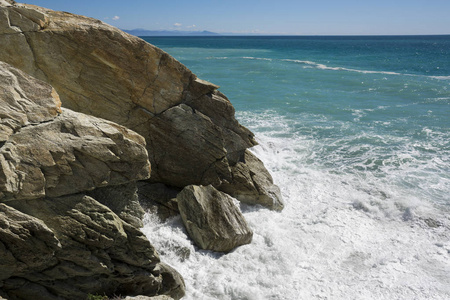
282, 59, 405, 76
242, 56, 273, 61
208, 56, 450, 80
429, 75, 450, 80
206, 56, 229, 60
237, 109, 450, 206
143, 111, 450, 299
282, 59, 450, 80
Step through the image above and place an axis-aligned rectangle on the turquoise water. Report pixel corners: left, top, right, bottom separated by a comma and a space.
144, 35, 449, 207
142, 36, 450, 299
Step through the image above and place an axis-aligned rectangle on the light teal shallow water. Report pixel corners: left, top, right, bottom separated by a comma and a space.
141, 36, 450, 299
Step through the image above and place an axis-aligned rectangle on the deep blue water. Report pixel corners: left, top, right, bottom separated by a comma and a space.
141, 36, 450, 300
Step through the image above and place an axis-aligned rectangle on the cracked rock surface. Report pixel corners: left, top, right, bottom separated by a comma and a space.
0, 2, 283, 209
0, 62, 184, 299
177, 185, 253, 252
0, 61, 150, 201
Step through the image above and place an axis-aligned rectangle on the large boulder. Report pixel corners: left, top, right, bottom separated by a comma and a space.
0, 107, 151, 201
177, 185, 253, 252
0, 2, 283, 210
0, 62, 184, 299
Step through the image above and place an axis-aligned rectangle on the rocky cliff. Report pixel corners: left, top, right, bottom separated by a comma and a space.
0, 61, 184, 299
0, 1, 283, 299
0, 1, 283, 210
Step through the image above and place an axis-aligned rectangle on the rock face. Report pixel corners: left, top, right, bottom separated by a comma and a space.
177, 185, 253, 252
0, 60, 61, 144
0, 62, 184, 299
0, 1, 286, 297
0, 203, 60, 284
0, 2, 283, 209
219, 150, 284, 211
0, 107, 151, 201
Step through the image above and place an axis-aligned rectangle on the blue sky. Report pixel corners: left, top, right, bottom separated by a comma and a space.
24, 0, 450, 35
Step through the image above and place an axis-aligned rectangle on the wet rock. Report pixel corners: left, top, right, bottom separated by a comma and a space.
177, 185, 253, 252
424, 218, 442, 228
154, 263, 185, 300
219, 150, 284, 211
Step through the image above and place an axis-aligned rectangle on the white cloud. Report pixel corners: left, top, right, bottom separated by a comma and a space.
186, 24, 196, 28
173, 22, 182, 27
112, 16, 120, 21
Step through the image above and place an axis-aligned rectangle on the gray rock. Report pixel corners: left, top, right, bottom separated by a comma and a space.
5, 194, 178, 299
88, 182, 145, 228
0, 62, 151, 201
0, 60, 61, 143
177, 185, 253, 252
0, 1, 14, 7
219, 150, 284, 211
0, 203, 61, 282
0, 2, 282, 209
0, 108, 151, 201
154, 263, 185, 300
0, 62, 184, 299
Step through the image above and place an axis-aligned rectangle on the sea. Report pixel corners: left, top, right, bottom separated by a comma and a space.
140, 36, 450, 299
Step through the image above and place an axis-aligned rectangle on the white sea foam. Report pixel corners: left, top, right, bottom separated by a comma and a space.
282, 59, 403, 76
242, 56, 273, 61
208, 56, 450, 81
429, 75, 450, 80
282, 59, 450, 81
141, 111, 450, 300
207, 56, 229, 60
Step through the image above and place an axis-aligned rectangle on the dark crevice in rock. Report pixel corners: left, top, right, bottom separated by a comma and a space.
14, 117, 56, 132
200, 155, 227, 184
137, 182, 181, 222
134, 103, 156, 117
145, 136, 160, 181
21, 32, 49, 82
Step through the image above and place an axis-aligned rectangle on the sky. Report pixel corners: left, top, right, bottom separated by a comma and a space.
23, 0, 450, 35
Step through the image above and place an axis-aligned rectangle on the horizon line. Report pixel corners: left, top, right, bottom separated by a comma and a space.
121, 29, 450, 37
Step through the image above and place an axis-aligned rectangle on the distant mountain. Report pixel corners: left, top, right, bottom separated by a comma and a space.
122, 29, 220, 36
